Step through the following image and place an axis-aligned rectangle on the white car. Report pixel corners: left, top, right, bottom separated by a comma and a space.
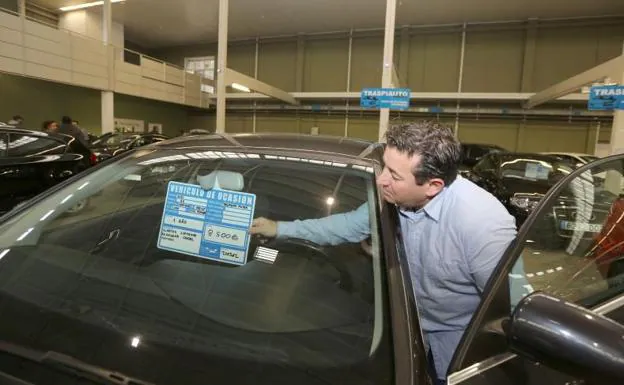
541, 152, 599, 168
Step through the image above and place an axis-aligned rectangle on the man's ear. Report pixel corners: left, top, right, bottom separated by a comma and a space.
426, 178, 445, 197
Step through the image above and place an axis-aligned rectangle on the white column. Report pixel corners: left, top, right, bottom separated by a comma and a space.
101, 0, 115, 134
252, 36, 259, 133
454, 23, 467, 138
215, 0, 229, 134
17, 0, 25, 18
378, 0, 397, 142
608, 44, 624, 156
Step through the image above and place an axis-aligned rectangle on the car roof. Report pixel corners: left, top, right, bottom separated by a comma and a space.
494, 152, 573, 162
156, 133, 380, 160
540, 152, 596, 157
0, 126, 74, 143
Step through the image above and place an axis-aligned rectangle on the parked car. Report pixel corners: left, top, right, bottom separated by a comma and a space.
585, 194, 624, 283
90, 132, 170, 161
542, 152, 600, 168
459, 143, 507, 172
0, 126, 97, 215
466, 152, 618, 251
0, 133, 622, 385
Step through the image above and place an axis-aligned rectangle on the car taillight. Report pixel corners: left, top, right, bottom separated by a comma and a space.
89, 152, 98, 165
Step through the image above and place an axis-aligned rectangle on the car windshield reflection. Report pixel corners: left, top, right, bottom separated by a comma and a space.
0, 148, 391, 385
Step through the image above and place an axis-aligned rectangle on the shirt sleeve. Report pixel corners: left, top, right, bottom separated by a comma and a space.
465, 212, 517, 292
276, 202, 370, 246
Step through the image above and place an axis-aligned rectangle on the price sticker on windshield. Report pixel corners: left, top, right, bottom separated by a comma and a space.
157, 181, 256, 266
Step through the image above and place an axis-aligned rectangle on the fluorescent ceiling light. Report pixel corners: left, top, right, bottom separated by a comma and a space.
231, 83, 251, 93
59, 0, 125, 12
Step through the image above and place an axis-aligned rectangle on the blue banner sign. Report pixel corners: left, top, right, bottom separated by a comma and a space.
157, 181, 256, 266
360, 88, 411, 110
588, 85, 624, 111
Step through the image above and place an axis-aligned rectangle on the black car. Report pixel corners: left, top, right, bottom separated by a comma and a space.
465, 152, 614, 249
90, 132, 170, 161
0, 134, 622, 385
0, 126, 96, 215
460, 143, 507, 170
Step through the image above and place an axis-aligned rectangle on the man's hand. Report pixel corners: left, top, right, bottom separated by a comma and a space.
250, 217, 278, 238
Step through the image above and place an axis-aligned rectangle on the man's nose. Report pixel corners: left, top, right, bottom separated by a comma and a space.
376, 170, 389, 186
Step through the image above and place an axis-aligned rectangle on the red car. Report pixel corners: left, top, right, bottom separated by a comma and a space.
587, 195, 624, 281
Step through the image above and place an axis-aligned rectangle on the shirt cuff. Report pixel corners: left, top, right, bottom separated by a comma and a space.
276, 221, 295, 238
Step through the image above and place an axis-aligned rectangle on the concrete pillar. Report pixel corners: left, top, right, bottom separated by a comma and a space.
378, 0, 397, 142
17, 0, 25, 19
520, 19, 538, 92
101, 0, 114, 134
215, 0, 229, 133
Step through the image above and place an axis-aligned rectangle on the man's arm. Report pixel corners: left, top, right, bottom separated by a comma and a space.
465, 210, 517, 292
252, 202, 371, 246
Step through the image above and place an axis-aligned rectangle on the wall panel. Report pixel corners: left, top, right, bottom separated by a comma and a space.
349, 36, 383, 91
304, 38, 349, 92
257, 41, 297, 91
462, 30, 524, 92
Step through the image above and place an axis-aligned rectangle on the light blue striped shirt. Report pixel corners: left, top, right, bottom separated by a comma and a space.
278, 176, 526, 380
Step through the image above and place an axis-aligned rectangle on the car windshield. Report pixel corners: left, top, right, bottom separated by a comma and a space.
0, 148, 391, 385
499, 156, 574, 183
92, 133, 136, 146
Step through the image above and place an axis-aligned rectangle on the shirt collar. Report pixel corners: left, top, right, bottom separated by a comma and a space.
398, 175, 461, 222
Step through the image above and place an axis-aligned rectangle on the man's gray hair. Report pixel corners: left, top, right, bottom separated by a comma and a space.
385, 121, 461, 185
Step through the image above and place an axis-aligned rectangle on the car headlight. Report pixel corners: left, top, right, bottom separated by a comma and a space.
510, 194, 543, 211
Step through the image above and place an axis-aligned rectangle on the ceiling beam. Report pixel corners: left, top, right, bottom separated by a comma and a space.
216, 91, 588, 102
524, 55, 623, 109
224, 68, 299, 105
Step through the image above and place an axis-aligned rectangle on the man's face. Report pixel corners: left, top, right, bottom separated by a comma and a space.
50, 122, 59, 131
376, 146, 444, 209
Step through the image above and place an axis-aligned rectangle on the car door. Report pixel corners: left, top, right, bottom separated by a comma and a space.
445, 154, 624, 385
0, 133, 73, 212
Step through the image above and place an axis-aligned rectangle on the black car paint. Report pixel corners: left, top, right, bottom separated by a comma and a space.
0, 134, 623, 385
0, 127, 94, 215
460, 143, 507, 169
91, 132, 170, 161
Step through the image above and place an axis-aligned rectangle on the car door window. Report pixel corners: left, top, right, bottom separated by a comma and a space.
509, 158, 624, 308
7, 134, 66, 157
448, 156, 624, 384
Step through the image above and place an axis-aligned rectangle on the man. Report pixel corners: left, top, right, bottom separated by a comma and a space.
7, 115, 24, 128
251, 121, 518, 385
42, 120, 59, 133
58, 116, 89, 147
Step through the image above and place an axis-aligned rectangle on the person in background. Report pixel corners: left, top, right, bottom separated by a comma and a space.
58, 116, 89, 147
251, 121, 520, 385
42, 120, 59, 133
7, 115, 24, 128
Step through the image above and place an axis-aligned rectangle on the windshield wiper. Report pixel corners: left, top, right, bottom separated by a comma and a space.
0, 340, 155, 385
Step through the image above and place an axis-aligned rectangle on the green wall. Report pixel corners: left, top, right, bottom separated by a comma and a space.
0, 73, 101, 131
0, 73, 192, 136
152, 18, 624, 94
114, 94, 191, 136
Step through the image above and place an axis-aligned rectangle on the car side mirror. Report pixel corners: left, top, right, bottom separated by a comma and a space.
505, 292, 624, 382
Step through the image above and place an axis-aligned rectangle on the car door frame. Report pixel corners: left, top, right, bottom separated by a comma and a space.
445, 153, 624, 384
372, 158, 431, 385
